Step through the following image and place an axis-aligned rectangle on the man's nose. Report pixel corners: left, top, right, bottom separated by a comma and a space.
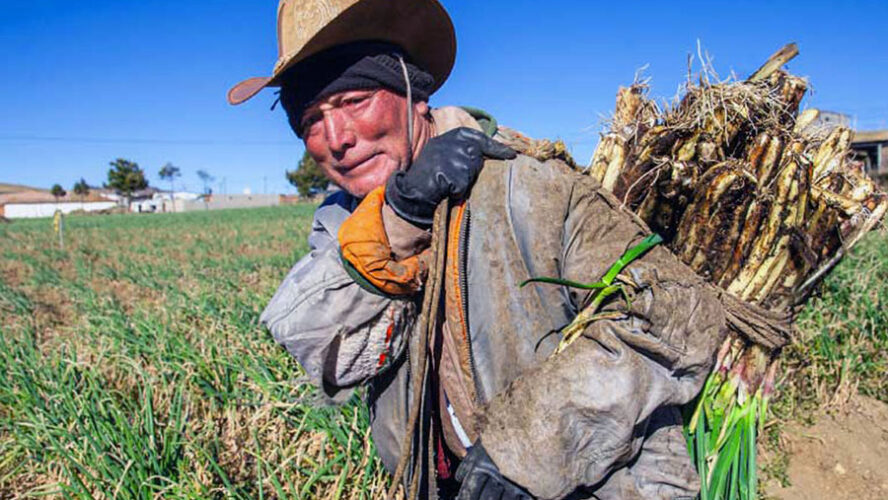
323, 110, 356, 155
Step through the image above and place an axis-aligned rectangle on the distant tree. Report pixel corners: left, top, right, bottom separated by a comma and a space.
106, 158, 148, 204
159, 163, 181, 192
159, 163, 181, 212
51, 184, 67, 201
73, 178, 90, 209
196, 169, 215, 195
286, 151, 328, 198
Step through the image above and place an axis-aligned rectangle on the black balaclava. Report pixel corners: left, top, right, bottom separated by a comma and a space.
278, 41, 435, 137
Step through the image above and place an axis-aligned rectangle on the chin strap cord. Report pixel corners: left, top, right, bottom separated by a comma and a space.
397, 55, 414, 163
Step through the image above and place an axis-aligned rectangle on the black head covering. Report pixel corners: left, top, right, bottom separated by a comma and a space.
278, 41, 435, 137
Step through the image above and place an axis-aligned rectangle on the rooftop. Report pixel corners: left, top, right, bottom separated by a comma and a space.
853, 130, 888, 144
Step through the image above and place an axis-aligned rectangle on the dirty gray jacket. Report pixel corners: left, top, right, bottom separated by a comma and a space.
261, 123, 727, 500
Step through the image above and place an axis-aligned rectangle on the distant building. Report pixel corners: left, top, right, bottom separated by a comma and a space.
93, 187, 158, 208
851, 130, 888, 178
813, 111, 852, 130
130, 191, 202, 214
0, 190, 117, 219
180, 193, 281, 212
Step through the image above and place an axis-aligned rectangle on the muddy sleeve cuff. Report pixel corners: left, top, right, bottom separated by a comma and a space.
382, 202, 432, 260
339, 186, 432, 296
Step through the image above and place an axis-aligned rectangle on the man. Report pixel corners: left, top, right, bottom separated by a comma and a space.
229, 1, 726, 498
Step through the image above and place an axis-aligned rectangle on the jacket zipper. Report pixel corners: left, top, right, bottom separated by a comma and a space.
459, 203, 486, 404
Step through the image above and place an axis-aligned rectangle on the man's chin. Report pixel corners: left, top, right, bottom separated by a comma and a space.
342, 178, 387, 198
339, 164, 398, 198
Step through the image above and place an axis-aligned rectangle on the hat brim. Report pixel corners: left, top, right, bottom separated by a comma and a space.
228, 77, 274, 106
227, 0, 456, 106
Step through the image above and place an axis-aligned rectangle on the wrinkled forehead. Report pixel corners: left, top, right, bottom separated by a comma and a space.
306, 88, 379, 112
304, 88, 408, 118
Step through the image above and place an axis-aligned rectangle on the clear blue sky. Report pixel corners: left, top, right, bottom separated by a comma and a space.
1, 0, 886, 194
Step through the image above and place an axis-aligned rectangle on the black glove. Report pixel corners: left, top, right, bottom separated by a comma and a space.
455, 441, 533, 500
385, 127, 517, 228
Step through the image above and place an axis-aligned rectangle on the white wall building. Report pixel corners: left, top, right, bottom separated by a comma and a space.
130, 191, 201, 213
180, 193, 280, 212
0, 190, 117, 219
3, 201, 117, 219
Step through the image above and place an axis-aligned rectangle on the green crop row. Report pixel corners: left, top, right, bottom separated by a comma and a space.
1, 206, 391, 499
1, 206, 885, 498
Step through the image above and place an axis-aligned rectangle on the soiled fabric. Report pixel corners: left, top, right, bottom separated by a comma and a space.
261, 107, 727, 499
457, 157, 726, 499
259, 191, 418, 399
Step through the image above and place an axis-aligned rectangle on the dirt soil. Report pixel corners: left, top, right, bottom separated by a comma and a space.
764, 395, 888, 500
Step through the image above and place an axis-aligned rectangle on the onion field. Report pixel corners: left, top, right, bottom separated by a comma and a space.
0, 206, 391, 499
1, 206, 885, 498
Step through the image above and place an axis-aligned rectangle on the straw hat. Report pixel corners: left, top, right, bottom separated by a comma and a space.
228, 0, 456, 105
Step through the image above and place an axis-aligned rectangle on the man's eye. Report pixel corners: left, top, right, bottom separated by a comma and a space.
301, 114, 321, 130
343, 95, 370, 107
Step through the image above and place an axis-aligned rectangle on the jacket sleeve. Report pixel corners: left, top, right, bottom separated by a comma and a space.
477, 179, 727, 500
259, 196, 417, 401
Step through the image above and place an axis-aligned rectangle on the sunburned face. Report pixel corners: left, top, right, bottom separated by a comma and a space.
300, 88, 429, 198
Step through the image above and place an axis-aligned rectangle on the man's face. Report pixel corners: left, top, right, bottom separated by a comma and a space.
300, 88, 426, 198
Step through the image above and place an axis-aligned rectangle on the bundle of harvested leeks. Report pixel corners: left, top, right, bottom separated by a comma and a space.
585, 43, 887, 500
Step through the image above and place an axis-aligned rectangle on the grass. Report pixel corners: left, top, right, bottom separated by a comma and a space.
776, 227, 888, 413
761, 226, 888, 490
0, 206, 885, 498
0, 206, 391, 499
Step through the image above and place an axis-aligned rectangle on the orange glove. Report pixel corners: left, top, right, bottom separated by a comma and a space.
339, 186, 432, 295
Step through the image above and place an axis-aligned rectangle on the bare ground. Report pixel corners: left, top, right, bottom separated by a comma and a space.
763, 395, 888, 500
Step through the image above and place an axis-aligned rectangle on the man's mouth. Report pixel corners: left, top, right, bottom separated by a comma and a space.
338, 153, 381, 175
